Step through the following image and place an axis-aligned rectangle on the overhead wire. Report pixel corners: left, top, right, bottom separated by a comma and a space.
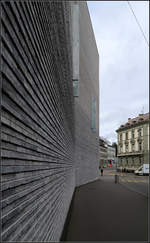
127, 1, 149, 47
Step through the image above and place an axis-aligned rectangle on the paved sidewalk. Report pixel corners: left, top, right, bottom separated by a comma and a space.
62, 176, 148, 241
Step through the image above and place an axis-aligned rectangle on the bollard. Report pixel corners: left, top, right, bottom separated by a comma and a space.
115, 174, 119, 183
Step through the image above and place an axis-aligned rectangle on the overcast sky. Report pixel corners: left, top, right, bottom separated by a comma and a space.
87, 1, 149, 143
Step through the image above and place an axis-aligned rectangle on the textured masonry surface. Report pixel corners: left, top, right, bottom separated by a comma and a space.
1, 1, 99, 241
75, 2, 99, 186
1, 2, 75, 241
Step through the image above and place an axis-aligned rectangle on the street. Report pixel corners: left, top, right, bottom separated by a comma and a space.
62, 168, 148, 241
103, 167, 149, 197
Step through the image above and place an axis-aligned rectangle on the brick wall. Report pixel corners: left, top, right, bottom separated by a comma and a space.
1, 1, 99, 241
74, 2, 99, 186
1, 2, 75, 241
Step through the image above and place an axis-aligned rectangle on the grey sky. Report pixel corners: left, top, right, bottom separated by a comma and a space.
87, 1, 149, 143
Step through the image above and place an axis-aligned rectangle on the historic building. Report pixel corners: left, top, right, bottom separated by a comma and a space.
116, 113, 149, 171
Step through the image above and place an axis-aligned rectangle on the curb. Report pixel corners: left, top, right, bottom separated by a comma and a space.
118, 179, 148, 198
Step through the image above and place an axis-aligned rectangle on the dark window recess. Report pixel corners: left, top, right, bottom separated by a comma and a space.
139, 142, 142, 151
138, 129, 142, 137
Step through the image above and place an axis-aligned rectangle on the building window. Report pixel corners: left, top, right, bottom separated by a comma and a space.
132, 130, 134, 138
138, 128, 142, 137
138, 142, 142, 151
139, 157, 142, 164
126, 158, 128, 164
120, 145, 122, 153
73, 80, 79, 97
120, 134, 122, 141
126, 132, 128, 140
132, 157, 134, 165
126, 144, 128, 152
91, 97, 96, 132
132, 143, 135, 152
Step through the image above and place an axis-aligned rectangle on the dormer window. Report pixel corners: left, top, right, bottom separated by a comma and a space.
139, 118, 143, 121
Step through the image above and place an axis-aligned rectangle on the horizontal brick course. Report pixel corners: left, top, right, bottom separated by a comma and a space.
1, 1, 75, 241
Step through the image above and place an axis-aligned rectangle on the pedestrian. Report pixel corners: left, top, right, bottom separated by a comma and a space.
101, 167, 103, 176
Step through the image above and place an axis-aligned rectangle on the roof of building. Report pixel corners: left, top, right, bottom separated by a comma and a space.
116, 112, 149, 132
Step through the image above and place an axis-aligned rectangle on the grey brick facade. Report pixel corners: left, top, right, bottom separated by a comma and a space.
1, 1, 99, 241
1, 2, 75, 241
74, 2, 99, 186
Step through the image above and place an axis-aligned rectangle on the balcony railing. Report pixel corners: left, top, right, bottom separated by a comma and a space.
117, 150, 143, 156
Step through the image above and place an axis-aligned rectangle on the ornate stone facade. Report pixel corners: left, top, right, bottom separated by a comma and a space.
116, 113, 149, 171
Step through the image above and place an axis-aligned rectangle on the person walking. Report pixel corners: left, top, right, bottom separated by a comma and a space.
101, 167, 103, 176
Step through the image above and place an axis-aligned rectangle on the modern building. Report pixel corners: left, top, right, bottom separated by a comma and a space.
107, 144, 116, 166
99, 137, 108, 168
1, 1, 99, 242
116, 113, 149, 171
73, 2, 99, 186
